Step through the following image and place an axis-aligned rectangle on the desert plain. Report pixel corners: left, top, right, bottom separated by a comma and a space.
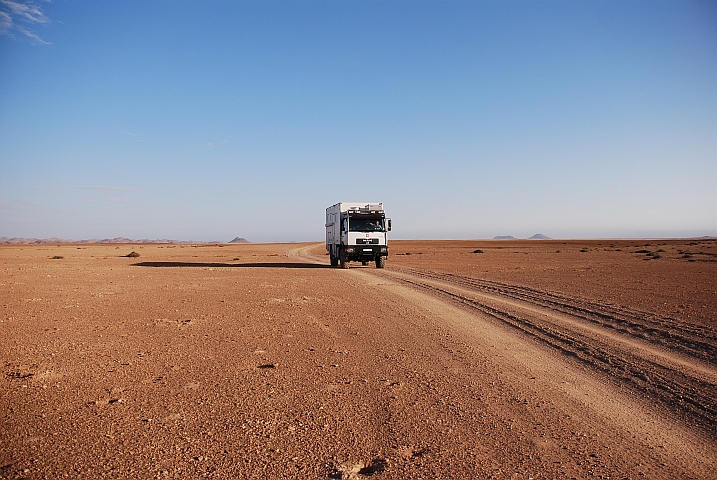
1, 238, 716, 479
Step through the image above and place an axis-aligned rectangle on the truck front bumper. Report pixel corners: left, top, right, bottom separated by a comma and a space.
343, 245, 388, 259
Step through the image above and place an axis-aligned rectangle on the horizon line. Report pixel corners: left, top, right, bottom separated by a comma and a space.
2, 235, 716, 246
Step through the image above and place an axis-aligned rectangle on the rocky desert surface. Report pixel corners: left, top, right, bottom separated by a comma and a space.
1, 239, 715, 479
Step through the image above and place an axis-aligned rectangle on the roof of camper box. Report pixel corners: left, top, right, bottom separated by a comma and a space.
329, 203, 384, 212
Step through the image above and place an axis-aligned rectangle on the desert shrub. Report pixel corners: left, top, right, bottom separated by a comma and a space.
125, 252, 140, 258
634, 249, 651, 254
473, 249, 484, 254
51, 255, 63, 259
580, 248, 589, 253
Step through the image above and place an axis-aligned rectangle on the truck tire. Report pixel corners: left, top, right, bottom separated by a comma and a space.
340, 254, 349, 269
361, 261, 369, 266
376, 256, 386, 268
330, 255, 339, 267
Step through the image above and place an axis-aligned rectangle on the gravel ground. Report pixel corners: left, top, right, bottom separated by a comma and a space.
1, 240, 715, 479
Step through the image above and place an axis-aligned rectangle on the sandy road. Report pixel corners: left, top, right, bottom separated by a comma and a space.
374, 270, 717, 426
1, 242, 715, 479
292, 243, 717, 478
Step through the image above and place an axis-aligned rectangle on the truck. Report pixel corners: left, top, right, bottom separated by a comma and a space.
326, 203, 391, 269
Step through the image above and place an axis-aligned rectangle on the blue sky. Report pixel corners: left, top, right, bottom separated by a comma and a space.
1, 1, 716, 242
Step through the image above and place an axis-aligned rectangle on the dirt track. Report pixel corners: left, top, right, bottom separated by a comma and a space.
1, 240, 715, 479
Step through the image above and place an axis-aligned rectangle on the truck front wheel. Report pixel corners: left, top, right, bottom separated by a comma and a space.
376, 256, 386, 268
340, 255, 349, 269
330, 255, 339, 267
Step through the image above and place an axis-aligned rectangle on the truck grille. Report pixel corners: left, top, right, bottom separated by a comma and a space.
356, 239, 378, 244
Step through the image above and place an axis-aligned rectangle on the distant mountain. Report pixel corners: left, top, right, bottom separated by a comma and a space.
493, 235, 516, 240
528, 234, 551, 240
228, 237, 251, 244
0, 237, 69, 245
0, 237, 217, 245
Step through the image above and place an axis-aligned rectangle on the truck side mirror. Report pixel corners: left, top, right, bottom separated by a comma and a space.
387, 219, 392, 231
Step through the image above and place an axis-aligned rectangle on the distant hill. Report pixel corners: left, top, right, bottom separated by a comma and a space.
528, 234, 551, 240
0, 237, 219, 245
228, 237, 251, 244
493, 235, 516, 240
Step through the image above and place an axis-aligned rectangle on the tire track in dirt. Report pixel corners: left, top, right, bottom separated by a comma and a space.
290, 246, 716, 436
290, 244, 717, 475
396, 268, 717, 366
371, 267, 717, 437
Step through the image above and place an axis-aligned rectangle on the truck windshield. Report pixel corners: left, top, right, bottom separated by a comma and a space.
349, 217, 385, 232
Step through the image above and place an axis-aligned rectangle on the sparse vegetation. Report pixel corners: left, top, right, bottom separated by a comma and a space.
125, 252, 140, 258
51, 255, 63, 259
473, 249, 484, 254
580, 248, 589, 253
633, 249, 661, 260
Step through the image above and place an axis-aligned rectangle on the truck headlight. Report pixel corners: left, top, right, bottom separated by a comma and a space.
345, 247, 354, 253
380, 247, 387, 252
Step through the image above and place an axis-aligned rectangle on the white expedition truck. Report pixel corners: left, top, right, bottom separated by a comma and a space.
326, 203, 391, 269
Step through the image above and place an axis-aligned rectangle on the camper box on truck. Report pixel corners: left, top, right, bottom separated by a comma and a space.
326, 203, 391, 269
